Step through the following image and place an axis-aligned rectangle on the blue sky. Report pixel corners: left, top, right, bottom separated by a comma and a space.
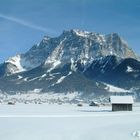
0, 0, 140, 62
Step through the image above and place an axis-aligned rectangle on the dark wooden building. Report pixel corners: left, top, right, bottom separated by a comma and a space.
110, 96, 133, 111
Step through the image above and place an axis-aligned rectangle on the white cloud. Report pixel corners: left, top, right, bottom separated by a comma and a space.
0, 13, 55, 33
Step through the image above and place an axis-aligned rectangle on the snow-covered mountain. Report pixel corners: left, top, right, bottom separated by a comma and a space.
0, 36, 56, 76
0, 29, 140, 100
0, 29, 137, 76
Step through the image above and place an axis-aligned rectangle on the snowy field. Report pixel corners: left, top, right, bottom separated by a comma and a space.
0, 104, 140, 140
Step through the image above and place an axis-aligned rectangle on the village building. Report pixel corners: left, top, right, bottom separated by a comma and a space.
110, 96, 134, 111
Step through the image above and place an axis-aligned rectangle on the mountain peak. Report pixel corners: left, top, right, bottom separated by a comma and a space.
42, 35, 51, 42
110, 32, 120, 37
62, 29, 92, 38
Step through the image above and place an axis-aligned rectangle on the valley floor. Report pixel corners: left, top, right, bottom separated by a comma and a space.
0, 104, 140, 140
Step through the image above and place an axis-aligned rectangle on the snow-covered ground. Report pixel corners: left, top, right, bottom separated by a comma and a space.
0, 103, 140, 140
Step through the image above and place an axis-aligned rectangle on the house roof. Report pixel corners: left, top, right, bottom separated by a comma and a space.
110, 96, 134, 104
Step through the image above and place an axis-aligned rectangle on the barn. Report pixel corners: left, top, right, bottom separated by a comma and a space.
110, 96, 134, 111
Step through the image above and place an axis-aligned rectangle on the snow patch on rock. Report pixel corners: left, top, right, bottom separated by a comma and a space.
104, 83, 130, 93
23, 77, 28, 81
46, 60, 61, 73
17, 75, 23, 80
41, 74, 47, 78
126, 66, 134, 72
74, 29, 90, 37
56, 76, 66, 84
55, 72, 72, 84
6, 55, 26, 73
71, 58, 77, 71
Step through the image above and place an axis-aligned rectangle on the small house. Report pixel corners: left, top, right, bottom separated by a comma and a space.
89, 101, 100, 107
7, 101, 16, 105
110, 96, 134, 111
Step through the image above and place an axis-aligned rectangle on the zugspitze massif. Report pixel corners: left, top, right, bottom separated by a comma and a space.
0, 29, 140, 100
